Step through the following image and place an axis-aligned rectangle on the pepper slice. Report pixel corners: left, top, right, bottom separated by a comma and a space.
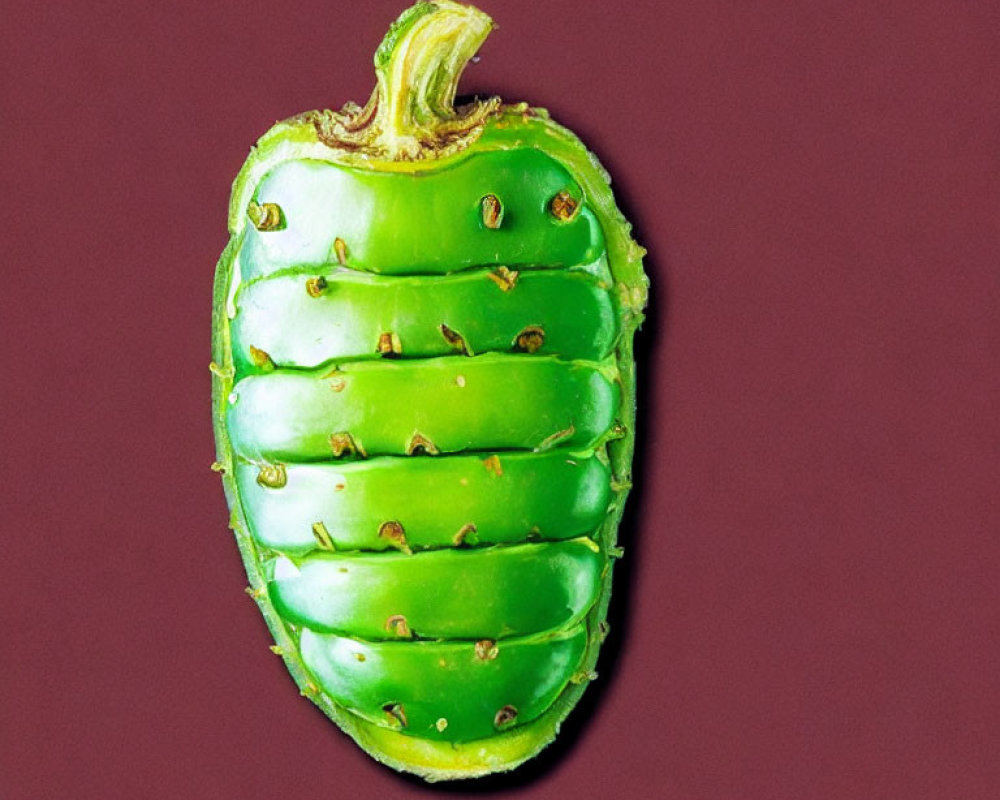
235, 450, 612, 555
231, 263, 618, 372
227, 354, 620, 462
267, 538, 603, 639
240, 149, 604, 279
300, 625, 588, 743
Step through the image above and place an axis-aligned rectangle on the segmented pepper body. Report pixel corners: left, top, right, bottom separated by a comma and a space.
211, 0, 647, 781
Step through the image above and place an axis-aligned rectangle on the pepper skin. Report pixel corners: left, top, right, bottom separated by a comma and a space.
211, 0, 647, 781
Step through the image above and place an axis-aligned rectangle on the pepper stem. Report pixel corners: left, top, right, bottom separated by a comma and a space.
308, 1, 500, 160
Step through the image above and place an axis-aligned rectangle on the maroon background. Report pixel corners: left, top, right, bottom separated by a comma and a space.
2, 1, 998, 797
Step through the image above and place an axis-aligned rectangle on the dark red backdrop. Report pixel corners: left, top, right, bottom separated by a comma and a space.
3, 1, 998, 798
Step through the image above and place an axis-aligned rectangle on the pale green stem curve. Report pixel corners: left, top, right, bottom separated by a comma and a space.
370, 1, 495, 158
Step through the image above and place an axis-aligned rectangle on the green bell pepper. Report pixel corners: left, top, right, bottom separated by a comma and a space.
211, 0, 647, 781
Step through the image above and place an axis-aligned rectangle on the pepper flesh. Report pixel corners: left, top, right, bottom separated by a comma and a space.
235, 451, 612, 554
212, 0, 647, 782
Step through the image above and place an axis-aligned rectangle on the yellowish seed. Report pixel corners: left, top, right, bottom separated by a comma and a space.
311, 522, 335, 551
439, 323, 471, 355
322, 367, 346, 392
247, 345, 275, 370
475, 639, 499, 661
537, 424, 575, 451
377, 331, 402, 355
256, 463, 287, 489
329, 432, 364, 458
305, 276, 327, 297
378, 521, 412, 554
483, 454, 503, 476
480, 194, 504, 229
453, 523, 478, 546
549, 190, 580, 221
247, 200, 283, 231
494, 705, 518, 727
383, 703, 407, 728
514, 325, 545, 353
333, 237, 348, 265
487, 266, 519, 291
385, 615, 412, 637
406, 431, 440, 456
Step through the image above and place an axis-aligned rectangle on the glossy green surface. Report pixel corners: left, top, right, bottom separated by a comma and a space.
212, 0, 647, 781
239, 149, 604, 280
235, 450, 612, 555
227, 354, 619, 462
300, 625, 588, 743
231, 263, 617, 373
267, 538, 602, 639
